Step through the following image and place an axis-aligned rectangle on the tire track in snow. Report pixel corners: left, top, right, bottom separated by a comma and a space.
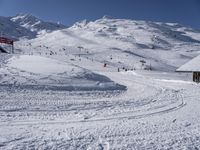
0, 73, 186, 126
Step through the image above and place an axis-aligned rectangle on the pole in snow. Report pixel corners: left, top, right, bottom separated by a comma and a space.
12, 44, 14, 54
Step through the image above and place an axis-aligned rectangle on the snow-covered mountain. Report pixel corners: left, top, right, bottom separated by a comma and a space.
0, 14, 66, 40
1, 14, 200, 71
10, 13, 66, 34
0, 16, 36, 39
16, 17, 200, 71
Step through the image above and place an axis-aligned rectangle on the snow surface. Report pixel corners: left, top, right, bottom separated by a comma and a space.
1, 16, 200, 149
0, 54, 125, 91
7, 55, 80, 74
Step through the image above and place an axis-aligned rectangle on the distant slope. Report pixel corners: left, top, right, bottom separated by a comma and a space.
16, 17, 200, 71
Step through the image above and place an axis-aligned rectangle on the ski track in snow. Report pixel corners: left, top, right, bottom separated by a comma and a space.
1, 68, 199, 149
0, 70, 185, 125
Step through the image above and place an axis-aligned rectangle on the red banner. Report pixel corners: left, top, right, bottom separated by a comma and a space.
0, 37, 14, 45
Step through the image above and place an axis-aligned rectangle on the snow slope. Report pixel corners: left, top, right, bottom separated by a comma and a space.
0, 69, 199, 149
0, 54, 126, 91
7, 55, 79, 75
16, 17, 200, 72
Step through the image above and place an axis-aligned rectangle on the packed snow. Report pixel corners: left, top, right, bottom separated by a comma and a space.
0, 15, 200, 149
0, 54, 125, 91
7, 55, 80, 74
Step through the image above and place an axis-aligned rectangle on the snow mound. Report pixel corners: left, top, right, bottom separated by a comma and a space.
1, 55, 126, 91
7, 55, 81, 75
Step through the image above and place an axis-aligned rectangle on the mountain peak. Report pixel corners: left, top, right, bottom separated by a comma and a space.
11, 13, 38, 22
102, 15, 114, 19
72, 19, 89, 28
10, 13, 66, 34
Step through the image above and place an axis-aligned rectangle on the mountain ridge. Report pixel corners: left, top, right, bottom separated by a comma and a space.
0, 13, 66, 40
10, 13, 66, 34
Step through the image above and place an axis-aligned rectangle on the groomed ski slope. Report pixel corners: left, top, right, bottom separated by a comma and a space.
0, 55, 200, 149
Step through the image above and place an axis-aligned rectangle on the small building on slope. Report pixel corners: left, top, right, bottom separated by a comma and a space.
176, 55, 200, 82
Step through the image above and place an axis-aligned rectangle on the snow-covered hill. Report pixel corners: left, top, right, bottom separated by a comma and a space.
16, 17, 200, 72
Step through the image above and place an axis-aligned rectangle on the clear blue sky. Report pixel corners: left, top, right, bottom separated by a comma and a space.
0, 0, 200, 29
